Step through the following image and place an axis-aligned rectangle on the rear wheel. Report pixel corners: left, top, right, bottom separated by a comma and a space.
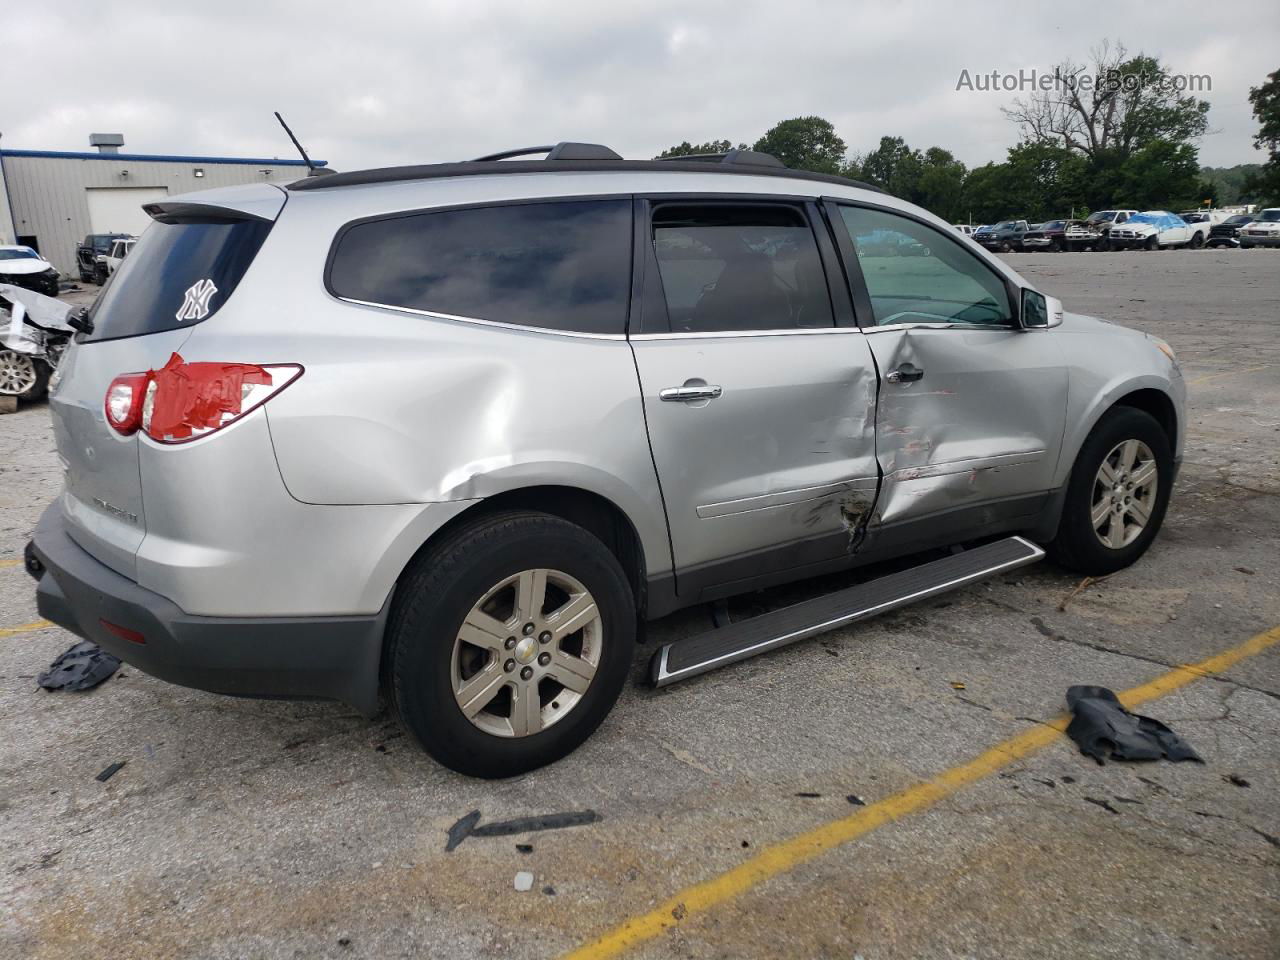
1048, 407, 1173, 575
1190, 231, 1205, 249
390, 511, 635, 778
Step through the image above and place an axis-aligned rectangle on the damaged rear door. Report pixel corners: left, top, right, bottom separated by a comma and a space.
630, 199, 879, 600
826, 200, 1067, 542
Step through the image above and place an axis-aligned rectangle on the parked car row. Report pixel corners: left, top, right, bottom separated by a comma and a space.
955, 208, 1280, 252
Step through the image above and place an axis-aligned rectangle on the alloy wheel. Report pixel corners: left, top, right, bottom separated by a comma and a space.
0, 350, 38, 396
1091, 439, 1158, 549
451, 568, 602, 738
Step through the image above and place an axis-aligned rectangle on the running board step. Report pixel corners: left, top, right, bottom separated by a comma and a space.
650, 536, 1044, 687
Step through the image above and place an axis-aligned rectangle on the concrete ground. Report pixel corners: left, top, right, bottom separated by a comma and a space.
1, 252, 1277, 959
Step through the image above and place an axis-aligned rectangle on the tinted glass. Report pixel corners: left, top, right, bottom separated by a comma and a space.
86, 218, 272, 342
0, 248, 40, 260
329, 200, 632, 335
837, 206, 1012, 327
651, 205, 833, 333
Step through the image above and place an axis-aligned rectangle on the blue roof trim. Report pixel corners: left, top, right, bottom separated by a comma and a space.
0, 149, 326, 167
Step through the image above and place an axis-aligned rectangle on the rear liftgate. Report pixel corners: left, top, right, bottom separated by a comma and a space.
650, 536, 1044, 687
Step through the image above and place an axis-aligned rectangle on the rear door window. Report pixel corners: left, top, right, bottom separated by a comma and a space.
650, 204, 834, 333
327, 199, 633, 335
86, 218, 272, 342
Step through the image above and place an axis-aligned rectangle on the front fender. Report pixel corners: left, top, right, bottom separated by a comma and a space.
1054, 370, 1184, 487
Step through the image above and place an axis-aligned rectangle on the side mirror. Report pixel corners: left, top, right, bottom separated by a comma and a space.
1021, 289, 1063, 329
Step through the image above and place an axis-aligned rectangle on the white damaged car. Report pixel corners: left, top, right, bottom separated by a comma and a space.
0, 246, 61, 297
1108, 211, 1196, 251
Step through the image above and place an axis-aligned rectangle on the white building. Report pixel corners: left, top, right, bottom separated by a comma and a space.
0, 134, 322, 275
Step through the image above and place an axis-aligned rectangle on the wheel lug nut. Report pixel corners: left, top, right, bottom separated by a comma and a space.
504, 659, 516, 673
538, 652, 551, 666
520, 666, 534, 681
539, 631, 552, 644
504, 637, 516, 650
523, 622, 535, 636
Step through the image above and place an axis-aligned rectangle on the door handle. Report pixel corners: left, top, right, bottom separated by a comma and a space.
660, 384, 723, 402
886, 363, 924, 384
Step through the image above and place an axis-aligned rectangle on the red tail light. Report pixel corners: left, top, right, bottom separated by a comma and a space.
105, 353, 302, 443
104, 373, 150, 435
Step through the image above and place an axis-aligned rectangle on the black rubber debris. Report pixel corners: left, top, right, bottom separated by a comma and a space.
95, 761, 126, 783
516, 843, 534, 854
445, 810, 481, 852
1065, 685, 1202, 765
37, 641, 121, 692
472, 810, 600, 838
445, 810, 600, 851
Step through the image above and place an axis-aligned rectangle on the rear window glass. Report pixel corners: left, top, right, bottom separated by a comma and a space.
327, 199, 633, 335
86, 218, 271, 342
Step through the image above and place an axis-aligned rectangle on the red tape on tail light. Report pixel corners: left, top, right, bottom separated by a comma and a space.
147, 353, 274, 441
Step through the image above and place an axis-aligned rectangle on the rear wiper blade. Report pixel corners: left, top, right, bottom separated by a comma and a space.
67, 306, 93, 335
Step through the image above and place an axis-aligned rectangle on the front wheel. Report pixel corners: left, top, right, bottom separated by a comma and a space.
0, 350, 49, 402
1048, 407, 1173, 575
390, 511, 635, 778
1144, 236, 1158, 251
1190, 232, 1205, 249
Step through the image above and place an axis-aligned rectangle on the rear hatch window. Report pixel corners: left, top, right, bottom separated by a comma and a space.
85, 216, 271, 342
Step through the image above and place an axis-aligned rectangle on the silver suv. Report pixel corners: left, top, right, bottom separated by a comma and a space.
27, 143, 1185, 777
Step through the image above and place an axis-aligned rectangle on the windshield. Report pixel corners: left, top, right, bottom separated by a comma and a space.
995, 221, 1017, 230
0, 248, 41, 261
1259, 209, 1280, 222
1225, 215, 1253, 225
1041, 220, 1065, 230
1127, 214, 1166, 226
1086, 211, 1117, 222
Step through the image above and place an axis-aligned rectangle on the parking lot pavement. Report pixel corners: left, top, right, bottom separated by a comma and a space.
1, 252, 1277, 959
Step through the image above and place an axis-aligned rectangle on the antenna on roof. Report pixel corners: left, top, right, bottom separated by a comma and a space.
274, 111, 325, 175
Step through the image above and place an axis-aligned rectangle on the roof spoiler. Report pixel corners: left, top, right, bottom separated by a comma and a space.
143, 201, 271, 224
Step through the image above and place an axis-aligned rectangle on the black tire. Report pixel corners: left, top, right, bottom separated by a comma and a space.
94, 264, 108, 285
389, 511, 635, 778
1000, 241, 1012, 253
1096, 237, 1110, 252
1048, 407, 1173, 575
1190, 231, 1205, 249
1144, 236, 1158, 251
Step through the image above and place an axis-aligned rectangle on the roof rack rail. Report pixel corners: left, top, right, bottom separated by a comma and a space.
657, 149, 786, 169
470, 141, 623, 162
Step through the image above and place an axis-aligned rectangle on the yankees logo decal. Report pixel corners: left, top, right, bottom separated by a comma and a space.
176, 278, 219, 321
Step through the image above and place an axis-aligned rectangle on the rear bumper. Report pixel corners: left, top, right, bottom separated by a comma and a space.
29, 503, 386, 715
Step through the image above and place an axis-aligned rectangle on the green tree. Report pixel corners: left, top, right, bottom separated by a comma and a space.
753, 117, 847, 174
914, 147, 968, 222
1004, 41, 1209, 162
654, 140, 748, 159
1118, 139, 1205, 209
1242, 69, 1280, 204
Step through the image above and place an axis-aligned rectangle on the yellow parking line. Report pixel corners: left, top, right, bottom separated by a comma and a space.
0, 556, 25, 568
0, 619, 53, 640
1187, 364, 1268, 386
562, 625, 1280, 960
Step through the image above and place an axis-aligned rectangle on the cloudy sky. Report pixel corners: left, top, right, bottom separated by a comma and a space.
5, 1, 1275, 171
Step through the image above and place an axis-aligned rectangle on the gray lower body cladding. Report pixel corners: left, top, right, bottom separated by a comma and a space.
29, 504, 386, 716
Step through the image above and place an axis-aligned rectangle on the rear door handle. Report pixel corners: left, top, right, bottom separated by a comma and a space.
660, 384, 723, 402
886, 363, 924, 384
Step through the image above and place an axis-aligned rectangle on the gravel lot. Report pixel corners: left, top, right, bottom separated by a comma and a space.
2, 251, 1277, 960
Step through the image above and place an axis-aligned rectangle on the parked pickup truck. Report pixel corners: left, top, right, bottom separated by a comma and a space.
1082, 210, 1138, 251
1109, 211, 1198, 250
973, 219, 1029, 252
74, 233, 132, 284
